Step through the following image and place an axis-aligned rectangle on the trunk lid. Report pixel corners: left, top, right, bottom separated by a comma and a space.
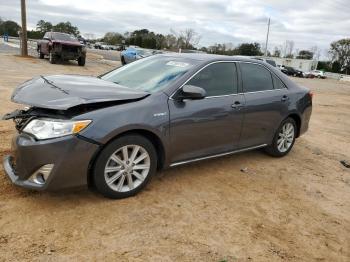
11, 75, 149, 110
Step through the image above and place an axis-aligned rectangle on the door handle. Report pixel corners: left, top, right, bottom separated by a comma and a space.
231, 101, 242, 109
281, 95, 289, 102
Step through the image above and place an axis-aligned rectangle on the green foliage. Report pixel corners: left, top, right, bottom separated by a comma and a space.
272, 47, 281, 57
0, 19, 21, 36
34, 19, 80, 36
236, 43, 263, 56
126, 29, 165, 49
36, 20, 53, 33
296, 50, 313, 60
317, 61, 342, 73
27, 30, 44, 39
102, 32, 124, 45
329, 38, 350, 74
206, 42, 263, 56
52, 22, 80, 36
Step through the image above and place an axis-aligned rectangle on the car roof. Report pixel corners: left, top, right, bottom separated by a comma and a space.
158, 53, 266, 64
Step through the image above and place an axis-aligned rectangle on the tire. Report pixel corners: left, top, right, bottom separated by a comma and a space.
93, 134, 157, 199
78, 56, 86, 66
38, 48, 44, 59
264, 118, 297, 157
49, 50, 56, 64
121, 56, 126, 65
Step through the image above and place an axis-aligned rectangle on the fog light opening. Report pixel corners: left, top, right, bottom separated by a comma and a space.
29, 164, 54, 185
33, 173, 45, 185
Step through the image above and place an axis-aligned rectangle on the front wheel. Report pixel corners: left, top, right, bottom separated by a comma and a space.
78, 56, 86, 66
265, 118, 297, 157
93, 135, 157, 199
38, 48, 44, 59
49, 50, 56, 64
121, 56, 126, 65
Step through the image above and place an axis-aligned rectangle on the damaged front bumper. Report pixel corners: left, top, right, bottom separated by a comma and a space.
3, 133, 99, 191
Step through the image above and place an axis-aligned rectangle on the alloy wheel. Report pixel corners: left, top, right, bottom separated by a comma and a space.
277, 122, 295, 153
104, 145, 150, 192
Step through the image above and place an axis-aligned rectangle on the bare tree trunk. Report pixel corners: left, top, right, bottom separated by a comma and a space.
21, 0, 28, 56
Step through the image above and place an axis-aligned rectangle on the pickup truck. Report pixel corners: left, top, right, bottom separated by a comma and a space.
37, 32, 86, 66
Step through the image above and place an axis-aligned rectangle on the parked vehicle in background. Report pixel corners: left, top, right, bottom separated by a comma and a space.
37, 32, 86, 66
253, 57, 277, 67
94, 42, 107, 49
3, 54, 312, 199
180, 49, 207, 54
120, 47, 154, 65
78, 37, 86, 45
310, 70, 326, 79
109, 45, 122, 51
280, 65, 303, 77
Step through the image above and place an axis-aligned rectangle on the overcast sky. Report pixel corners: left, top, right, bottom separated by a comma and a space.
1, 0, 349, 55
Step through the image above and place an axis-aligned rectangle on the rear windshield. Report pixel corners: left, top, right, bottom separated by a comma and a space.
101, 56, 198, 93
51, 33, 78, 42
266, 60, 276, 67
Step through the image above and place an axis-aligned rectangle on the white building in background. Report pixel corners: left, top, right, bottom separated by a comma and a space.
264, 57, 318, 72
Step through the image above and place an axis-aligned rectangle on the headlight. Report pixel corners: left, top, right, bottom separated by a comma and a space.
23, 119, 91, 140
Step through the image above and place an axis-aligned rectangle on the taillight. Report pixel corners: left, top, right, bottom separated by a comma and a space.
309, 91, 314, 100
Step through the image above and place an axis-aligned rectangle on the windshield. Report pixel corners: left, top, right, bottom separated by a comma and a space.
52, 33, 78, 42
101, 56, 197, 93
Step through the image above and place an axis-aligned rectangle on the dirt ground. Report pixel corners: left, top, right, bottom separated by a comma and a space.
0, 50, 349, 262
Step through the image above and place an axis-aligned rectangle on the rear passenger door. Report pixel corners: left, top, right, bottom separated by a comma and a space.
238, 62, 290, 148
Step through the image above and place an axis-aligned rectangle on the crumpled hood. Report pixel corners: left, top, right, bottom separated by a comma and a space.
11, 75, 149, 110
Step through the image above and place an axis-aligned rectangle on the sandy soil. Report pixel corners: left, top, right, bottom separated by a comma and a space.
0, 52, 349, 262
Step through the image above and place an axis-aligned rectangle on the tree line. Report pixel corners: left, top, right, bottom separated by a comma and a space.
1, 17, 349, 74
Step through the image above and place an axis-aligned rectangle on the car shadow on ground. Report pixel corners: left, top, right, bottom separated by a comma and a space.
41, 58, 81, 67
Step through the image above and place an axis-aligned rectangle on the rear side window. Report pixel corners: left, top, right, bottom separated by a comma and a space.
272, 74, 286, 89
240, 63, 274, 92
187, 63, 237, 97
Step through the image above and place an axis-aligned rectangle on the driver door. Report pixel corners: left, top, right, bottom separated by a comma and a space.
168, 62, 245, 164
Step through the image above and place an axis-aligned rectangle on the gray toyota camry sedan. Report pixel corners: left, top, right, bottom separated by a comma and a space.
2, 54, 312, 199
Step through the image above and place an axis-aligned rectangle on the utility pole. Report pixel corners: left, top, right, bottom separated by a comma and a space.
264, 17, 270, 57
20, 0, 28, 56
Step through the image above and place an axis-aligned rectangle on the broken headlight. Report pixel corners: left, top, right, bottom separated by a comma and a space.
23, 118, 91, 140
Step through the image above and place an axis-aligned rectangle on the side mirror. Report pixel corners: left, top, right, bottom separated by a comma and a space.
177, 85, 206, 100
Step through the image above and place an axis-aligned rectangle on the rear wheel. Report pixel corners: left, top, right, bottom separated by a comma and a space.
49, 50, 56, 64
265, 118, 296, 157
93, 135, 157, 199
78, 56, 86, 66
38, 48, 44, 59
121, 56, 126, 65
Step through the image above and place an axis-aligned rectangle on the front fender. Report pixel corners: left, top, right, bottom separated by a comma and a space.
75, 92, 170, 155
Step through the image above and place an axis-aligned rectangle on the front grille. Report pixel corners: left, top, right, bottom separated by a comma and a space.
62, 45, 79, 53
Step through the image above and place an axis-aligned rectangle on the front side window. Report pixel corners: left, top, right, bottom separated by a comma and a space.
43, 32, 50, 39
240, 63, 274, 92
187, 63, 237, 97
